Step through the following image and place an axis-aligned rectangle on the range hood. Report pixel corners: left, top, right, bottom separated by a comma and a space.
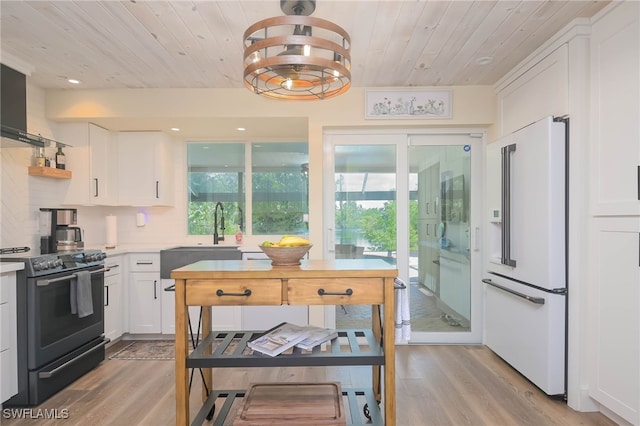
1, 125, 69, 148
1, 63, 69, 149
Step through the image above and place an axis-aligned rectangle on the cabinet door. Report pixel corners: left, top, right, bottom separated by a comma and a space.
117, 132, 173, 206
590, 1, 640, 216
104, 257, 124, 341
88, 123, 115, 205
589, 217, 639, 425
128, 272, 161, 334
59, 123, 115, 205
0, 272, 17, 402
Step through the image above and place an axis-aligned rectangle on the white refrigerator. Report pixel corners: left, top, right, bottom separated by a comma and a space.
483, 116, 567, 396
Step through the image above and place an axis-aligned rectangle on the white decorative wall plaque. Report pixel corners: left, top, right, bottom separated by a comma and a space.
365, 89, 452, 119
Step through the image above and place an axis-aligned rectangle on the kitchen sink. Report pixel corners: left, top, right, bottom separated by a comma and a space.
160, 245, 242, 278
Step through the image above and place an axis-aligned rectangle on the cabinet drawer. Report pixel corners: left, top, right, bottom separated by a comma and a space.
186, 279, 282, 306
129, 253, 160, 272
287, 278, 384, 305
105, 256, 123, 277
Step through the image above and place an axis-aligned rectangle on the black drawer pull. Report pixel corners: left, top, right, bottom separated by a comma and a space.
216, 289, 251, 297
318, 288, 353, 296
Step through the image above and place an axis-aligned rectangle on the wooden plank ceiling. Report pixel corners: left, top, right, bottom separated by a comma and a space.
0, 0, 610, 90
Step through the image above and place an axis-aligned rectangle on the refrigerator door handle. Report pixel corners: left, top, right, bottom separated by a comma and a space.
501, 144, 517, 267
482, 278, 545, 305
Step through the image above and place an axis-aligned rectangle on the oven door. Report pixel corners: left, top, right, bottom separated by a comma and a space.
27, 265, 105, 369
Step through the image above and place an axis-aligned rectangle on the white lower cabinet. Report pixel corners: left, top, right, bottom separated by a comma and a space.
128, 253, 162, 334
589, 217, 639, 425
104, 255, 124, 342
1, 268, 19, 403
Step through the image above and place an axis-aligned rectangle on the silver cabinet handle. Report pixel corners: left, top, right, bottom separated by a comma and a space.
501, 144, 517, 267
482, 278, 544, 305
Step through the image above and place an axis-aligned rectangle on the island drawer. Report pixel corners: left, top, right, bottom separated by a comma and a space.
286, 278, 384, 305
186, 279, 282, 306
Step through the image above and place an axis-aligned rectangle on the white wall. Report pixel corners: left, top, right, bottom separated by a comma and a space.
2, 83, 496, 252
0, 83, 63, 251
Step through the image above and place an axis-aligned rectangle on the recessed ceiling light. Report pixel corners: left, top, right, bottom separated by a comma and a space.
171, 127, 180, 132
237, 127, 246, 131
476, 56, 493, 65
68, 79, 80, 84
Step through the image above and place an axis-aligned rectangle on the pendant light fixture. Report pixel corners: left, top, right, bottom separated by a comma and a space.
243, 0, 351, 100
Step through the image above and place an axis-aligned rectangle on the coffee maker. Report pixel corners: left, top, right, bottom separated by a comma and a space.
39, 208, 84, 254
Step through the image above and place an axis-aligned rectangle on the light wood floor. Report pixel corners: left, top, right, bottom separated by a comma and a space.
2, 342, 617, 426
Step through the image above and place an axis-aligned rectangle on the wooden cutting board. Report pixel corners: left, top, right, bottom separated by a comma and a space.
234, 382, 346, 425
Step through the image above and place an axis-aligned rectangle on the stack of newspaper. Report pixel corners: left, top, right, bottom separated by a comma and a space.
248, 322, 338, 356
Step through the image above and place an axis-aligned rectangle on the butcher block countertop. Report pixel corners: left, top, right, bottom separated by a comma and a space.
170, 258, 397, 279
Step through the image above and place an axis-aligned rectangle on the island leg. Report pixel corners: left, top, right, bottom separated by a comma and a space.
383, 276, 396, 426
175, 279, 189, 425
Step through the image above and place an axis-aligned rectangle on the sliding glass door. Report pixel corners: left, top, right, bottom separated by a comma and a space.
324, 131, 482, 344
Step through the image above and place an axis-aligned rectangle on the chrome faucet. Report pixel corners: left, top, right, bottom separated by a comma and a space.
213, 202, 225, 244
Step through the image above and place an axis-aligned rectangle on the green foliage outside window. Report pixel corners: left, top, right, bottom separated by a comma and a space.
336, 200, 419, 253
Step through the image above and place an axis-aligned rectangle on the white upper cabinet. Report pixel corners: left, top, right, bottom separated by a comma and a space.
58, 123, 116, 205
116, 131, 174, 206
590, 1, 640, 216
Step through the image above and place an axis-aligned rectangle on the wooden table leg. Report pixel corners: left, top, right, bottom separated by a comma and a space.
175, 279, 189, 425
201, 306, 212, 402
383, 276, 396, 426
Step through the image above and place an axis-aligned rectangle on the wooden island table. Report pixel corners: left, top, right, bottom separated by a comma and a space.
171, 258, 398, 425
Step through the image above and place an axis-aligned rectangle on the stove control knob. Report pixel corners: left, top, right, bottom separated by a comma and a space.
54, 259, 64, 268
33, 261, 46, 271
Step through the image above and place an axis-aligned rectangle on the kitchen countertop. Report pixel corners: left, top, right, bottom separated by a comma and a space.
0, 262, 25, 273
96, 243, 266, 256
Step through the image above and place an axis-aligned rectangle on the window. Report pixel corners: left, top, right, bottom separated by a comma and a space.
187, 141, 308, 236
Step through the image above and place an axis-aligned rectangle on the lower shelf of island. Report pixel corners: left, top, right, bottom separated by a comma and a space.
186, 329, 386, 426
192, 387, 384, 426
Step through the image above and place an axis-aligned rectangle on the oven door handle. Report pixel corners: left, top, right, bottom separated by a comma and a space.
38, 338, 110, 379
36, 267, 109, 287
